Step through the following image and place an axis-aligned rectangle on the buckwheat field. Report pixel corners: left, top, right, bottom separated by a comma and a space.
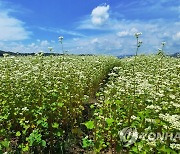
0, 52, 179, 153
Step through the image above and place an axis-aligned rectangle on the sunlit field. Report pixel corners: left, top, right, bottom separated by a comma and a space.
0, 55, 119, 153
90, 55, 180, 153
0, 53, 179, 153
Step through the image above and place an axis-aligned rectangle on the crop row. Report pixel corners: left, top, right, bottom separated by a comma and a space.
85, 55, 180, 153
0, 55, 119, 153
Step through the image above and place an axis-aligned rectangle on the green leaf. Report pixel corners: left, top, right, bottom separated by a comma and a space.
58, 102, 64, 107
57, 131, 62, 137
106, 118, 114, 126
52, 122, 59, 129
37, 120, 43, 125
82, 137, 88, 148
1, 139, 10, 148
159, 145, 175, 153
22, 145, 29, 152
42, 140, 46, 147
16, 131, 21, 137
27, 130, 42, 146
131, 146, 139, 153
82, 136, 93, 148
84, 121, 95, 129
42, 121, 48, 128
90, 104, 94, 109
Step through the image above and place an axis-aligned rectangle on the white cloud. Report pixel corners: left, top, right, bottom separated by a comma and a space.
40, 40, 49, 46
77, 5, 111, 29
74, 16, 180, 55
73, 38, 80, 41
63, 34, 124, 55
173, 32, 180, 40
0, 40, 53, 53
91, 38, 99, 44
0, 2, 31, 41
117, 28, 138, 37
2, 18, 179, 55
38, 27, 85, 37
28, 43, 36, 47
91, 5, 110, 26
116, 31, 129, 37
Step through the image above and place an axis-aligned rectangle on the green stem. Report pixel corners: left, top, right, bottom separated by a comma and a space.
136, 37, 139, 56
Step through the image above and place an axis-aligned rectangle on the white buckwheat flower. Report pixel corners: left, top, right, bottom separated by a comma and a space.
134, 32, 142, 38
161, 42, 166, 46
48, 47, 53, 52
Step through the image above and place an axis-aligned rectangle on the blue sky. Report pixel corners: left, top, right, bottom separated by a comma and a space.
0, 0, 179, 55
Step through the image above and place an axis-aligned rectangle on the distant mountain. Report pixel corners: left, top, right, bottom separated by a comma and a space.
117, 54, 134, 58
0, 50, 18, 56
0, 50, 97, 57
117, 53, 180, 58
170, 52, 180, 58
1, 50, 179, 58
0, 50, 62, 56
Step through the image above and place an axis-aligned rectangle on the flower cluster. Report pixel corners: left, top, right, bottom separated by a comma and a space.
0, 55, 118, 153
134, 32, 142, 38
58, 36, 63, 43
90, 55, 180, 153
